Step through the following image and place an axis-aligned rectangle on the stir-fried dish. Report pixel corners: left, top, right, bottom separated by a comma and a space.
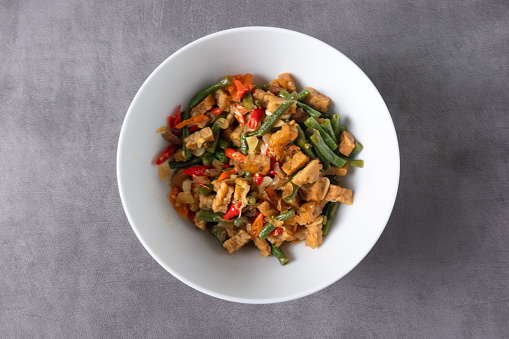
155, 73, 364, 266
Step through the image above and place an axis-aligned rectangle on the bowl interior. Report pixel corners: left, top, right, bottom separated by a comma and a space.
117, 27, 399, 303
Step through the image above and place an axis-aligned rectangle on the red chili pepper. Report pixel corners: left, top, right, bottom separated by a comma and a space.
269, 227, 283, 237
248, 107, 263, 130
225, 148, 246, 162
254, 173, 263, 185
174, 106, 181, 127
234, 109, 245, 126
189, 125, 200, 132
223, 202, 242, 220
155, 145, 177, 165
168, 116, 176, 128
268, 156, 278, 176
183, 165, 215, 177
187, 211, 196, 223
209, 107, 223, 116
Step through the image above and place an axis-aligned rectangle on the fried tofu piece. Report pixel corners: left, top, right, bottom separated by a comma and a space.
325, 185, 353, 205
301, 87, 331, 113
184, 127, 214, 149
253, 237, 271, 257
270, 123, 298, 147
300, 177, 330, 202
229, 125, 243, 147
233, 178, 250, 209
324, 165, 348, 176
223, 230, 251, 254
244, 154, 271, 176
282, 151, 309, 176
199, 194, 215, 210
193, 213, 207, 231
158, 162, 171, 181
274, 73, 297, 93
338, 131, 355, 156
190, 94, 215, 117
214, 88, 232, 112
257, 201, 278, 218
292, 159, 322, 186
305, 216, 324, 249
212, 182, 234, 213
297, 201, 323, 225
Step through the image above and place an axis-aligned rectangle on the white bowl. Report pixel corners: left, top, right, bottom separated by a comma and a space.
117, 27, 399, 304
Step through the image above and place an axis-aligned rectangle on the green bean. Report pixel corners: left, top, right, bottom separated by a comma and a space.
332, 114, 341, 139
199, 184, 214, 197
240, 132, 248, 155
214, 150, 227, 164
198, 210, 224, 223
310, 131, 347, 168
258, 223, 275, 240
342, 157, 364, 168
320, 112, 335, 119
298, 88, 310, 100
209, 225, 227, 246
202, 152, 215, 166
206, 112, 228, 153
322, 202, 340, 236
296, 124, 317, 158
248, 96, 297, 137
233, 217, 247, 227
322, 119, 338, 144
189, 76, 232, 108
168, 155, 204, 169
279, 90, 321, 119
242, 92, 254, 109
243, 171, 253, 178
311, 141, 332, 170
180, 110, 192, 160
304, 117, 337, 151
271, 244, 289, 266
349, 142, 364, 158
326, 175, 342, 186
274, 209, 295, 221
261, 84, 269, 91
337, 124, 346, 136
282, 183, 299, 203
217, 139, 230, 151
247, 196, 257, 205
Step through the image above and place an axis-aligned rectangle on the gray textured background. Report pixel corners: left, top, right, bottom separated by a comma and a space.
1, 0, 508, 338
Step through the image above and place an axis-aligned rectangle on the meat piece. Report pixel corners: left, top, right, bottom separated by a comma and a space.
338, 131, 355, 156
300, 177, 330, 202
214, 88, 232, 112
199, 194, 215, 210
252, 89, 274, 108
270, 123, 298, 147
223, 230, 251, 254
244, 154, 271, 176
257, 201, 278, 218
253, 237, 271, 257
305, 216, 324, 249
297, 201, 323, 225
268, 82, 284, 95
229, 125, 243, 147
282, 151, 309, 176
184, 127, 214, 149
171, 169, 190, 189
233, 178, 250, 209
302, 87, 331, 113
190, 94, 215, 117
292, 159, 322, 186
161, 130, 181, 145
193, 213, 207, 231
275, 73, 297, 92
325, 185, 353, 205
324, 165, 348, 176
212, 182, 234, 213
158, 162, 171, 181
292, 107, 309, 123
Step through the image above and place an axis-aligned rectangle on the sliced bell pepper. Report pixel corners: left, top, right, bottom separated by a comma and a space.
169, 187, 188, 217
176, 114, 208, 129
155, 144, 177, 165
250, 213, 265, 239
225, 148, 246, 162
248, 107, 263, 130
223, 202, 242, 220
217, 167, 238, 182
183, 165, 215, 177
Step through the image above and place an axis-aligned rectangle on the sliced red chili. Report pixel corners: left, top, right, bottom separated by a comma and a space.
248, 107, 263, 130
155, 145, 177, 165
168, 116, 176, 128
174, 105, 181, 127
183, 165, 215, 177
189, 125, 200, 132
269, 227, 283, 237
223, 202, 242, 220
225, 148, 246, 162
254, 173, 263, 185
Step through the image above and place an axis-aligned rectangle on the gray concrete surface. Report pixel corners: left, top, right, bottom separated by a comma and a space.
1, 0, 508, 338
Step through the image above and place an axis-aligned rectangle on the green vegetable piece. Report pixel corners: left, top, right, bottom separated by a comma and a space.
247, 196, 257, 205
349, 142, 364, 158
248, 96, 298, 137
261, 84, 269, 91
258, 223, 275, 240
206, 112, 228, 153
199, 184, 214, 197
189, 76, 232, 108
273, 209, 295, 221
322, 119, 338, 144
279, 90, 319, 119
242, 92, 254, 110
343, 157, 364, 168
233, 217, 247, 227
271, 244, 289, 266
296, 124, 317, 159
282, 183, 299, 203
243, 171, 253, 178
298, 88, 311, 100
309, 131, 347, 168
326, 175, 341, 186
180, 110, 192, 160
331, 114, 341, 139
322, 202, 340, 236
202, 152, 215, 166
304, 117, 337, 151
214, 150, 227, 164
217, 139, 230, 151
168, 155, 204, 169
240, 132, 248, 155
198, 210, 224, 223
209, 225, 227, 246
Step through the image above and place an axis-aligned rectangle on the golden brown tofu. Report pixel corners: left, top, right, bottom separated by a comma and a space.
253, 237, 271, 257
270, 123, 298, 147
275, 73, 297, 92
157, 162, 171, 181
324, 165, 348, 176
244, 154, 271, 176
214, 88, 232, 112
199, 194, 215, 210
292, 159, 322, 186
302, 87, 331, 113
252, 88, 275, 108
229, 125, 243, 147
305, 216, 323, 249
233, 178, 250, 209
193, 213, 207, 231
338, 131, 355, 156
297, 201, 323, 225
190, 94, 215, 117
267, 95, 296, 114
170, 169, 190, 189
184, 127, 214, 149
257, 201, 278, 218
223, 230, 251, 254
282, 151, 309, 176
212, 182, 234, 213
300, 177, 330, 202
325, 185, 353, 205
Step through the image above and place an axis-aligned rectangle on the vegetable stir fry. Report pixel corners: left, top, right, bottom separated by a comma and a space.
155, 73, 363, 266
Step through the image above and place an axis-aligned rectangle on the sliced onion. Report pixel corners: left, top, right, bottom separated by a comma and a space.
192, 147, 206, 157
